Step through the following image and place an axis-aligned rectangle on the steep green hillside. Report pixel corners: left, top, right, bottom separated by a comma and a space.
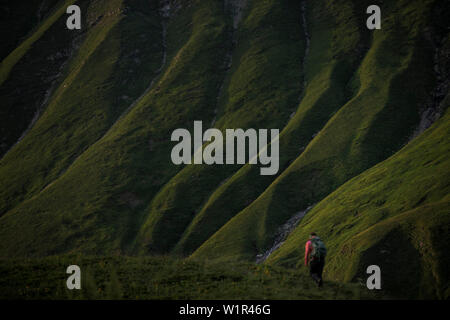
0, 0, 164, 217
0, 0, 80, 157
191, 0, 443, 262
177, 0, 373, 256
0, 0, 230, 256
0, 0, 448, 300
137, 0, 306, 256
0, 0, 60, 61
268, 98, 450, 298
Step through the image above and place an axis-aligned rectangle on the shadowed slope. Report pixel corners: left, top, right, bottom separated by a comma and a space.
135, 0, 306, 256
0, 1, 447, 300
268, 98, 450, 299
0, 0, 81, 157
192, 0, 440, 262
175, 0, 373, 256
0, 0, 229, 257
0, 0, 164, 217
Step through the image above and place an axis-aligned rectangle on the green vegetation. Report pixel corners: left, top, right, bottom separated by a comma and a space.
0, 0, 164, 214
0, 0, 448, 300
0, 0, 75, 86
268, 104, 450, 299
0, 255, 375, 300
139, 0, 305, 256
187, 0, 374, 259
0, 0, 59, 61
0, 0, 229, 256
0, 0, 85, 158
191, 0, 439, 262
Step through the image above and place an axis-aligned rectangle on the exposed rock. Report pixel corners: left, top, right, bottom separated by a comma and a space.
409, 24, 450, 141
118, 192, 143, 209
256, 205, 314, 264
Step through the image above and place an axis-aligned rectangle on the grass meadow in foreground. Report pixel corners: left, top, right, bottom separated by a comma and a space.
0, 255, 377, 300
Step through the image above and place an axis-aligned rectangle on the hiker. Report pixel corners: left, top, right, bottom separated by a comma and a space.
304, 232, 327, 287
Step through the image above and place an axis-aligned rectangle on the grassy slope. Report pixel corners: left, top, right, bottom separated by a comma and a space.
0, 0, 75, 86
192, 0, 437, 262
0, 0, 80, 157
136, 0, 305, 256
0, 0, 229, 257
268, 100, 450, 299
0, 255, 375, 300
176, 0, 373, 256
0, 0, 60, 61
0, 0, 164, 217
0, 0, 447, 300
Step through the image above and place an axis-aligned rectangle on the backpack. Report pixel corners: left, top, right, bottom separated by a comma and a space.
310, 237, 327, 259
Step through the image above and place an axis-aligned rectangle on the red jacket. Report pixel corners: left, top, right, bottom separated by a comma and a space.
304, 239, 312, 266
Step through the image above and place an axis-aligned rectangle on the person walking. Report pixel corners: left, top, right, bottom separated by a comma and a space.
304, 232, 327, 287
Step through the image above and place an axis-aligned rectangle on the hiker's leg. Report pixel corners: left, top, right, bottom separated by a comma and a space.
309, 260, 320, 285
309, 260, 316, 278
318, 259, 325, 279
317, 259, 325, 287
311, 273, 320, 284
